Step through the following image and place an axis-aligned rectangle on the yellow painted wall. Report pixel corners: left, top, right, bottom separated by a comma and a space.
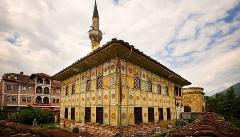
60, 58, 181, 127
182, 87, 205, 112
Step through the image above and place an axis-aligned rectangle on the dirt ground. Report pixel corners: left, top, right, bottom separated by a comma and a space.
0, 120, 93, 137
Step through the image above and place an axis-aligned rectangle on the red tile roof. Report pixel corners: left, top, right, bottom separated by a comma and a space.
168, 112, 240, 137
2, 73, 35, 85
30, 73, 51, 78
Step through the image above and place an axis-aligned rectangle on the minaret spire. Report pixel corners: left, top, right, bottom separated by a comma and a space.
93, 0, 99, 18
89, 0, 102, 51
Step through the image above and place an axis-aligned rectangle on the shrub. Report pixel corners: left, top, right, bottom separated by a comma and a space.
15, 106, 53, 125
0, 111, 7, 120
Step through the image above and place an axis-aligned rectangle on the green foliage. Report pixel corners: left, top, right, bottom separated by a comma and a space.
230, 118, 240, 128
206, 88, 240, 127
15, 106, 53, 125
0, 111, 7, 120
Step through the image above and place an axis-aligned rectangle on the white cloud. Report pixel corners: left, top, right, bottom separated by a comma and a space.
0, 0, 239, 96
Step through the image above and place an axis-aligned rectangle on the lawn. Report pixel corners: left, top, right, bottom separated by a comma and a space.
41, 123, 59, 129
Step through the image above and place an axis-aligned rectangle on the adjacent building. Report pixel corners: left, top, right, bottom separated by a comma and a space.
182, 87, 205, 112
0, 72, 60, 111
52, 1, 196, 130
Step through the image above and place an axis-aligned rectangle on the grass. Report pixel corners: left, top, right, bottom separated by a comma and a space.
41, 123, 59, 129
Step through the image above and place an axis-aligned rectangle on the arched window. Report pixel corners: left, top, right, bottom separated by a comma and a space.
44, 79, 50, 84
36, 86, 42, 94
44, 87, 49, 94
148, 81, 152, 92
37, 78, 43, 84
184, 106, 191, 112
35, 96, 42, 104
134, 77, 141, 89
65, 86, 69, 96
157, 84, 161, 94
97, 76, 103, 89
72, 85, 75, 94
86, 80, 91, 92
43, 97, 49, 104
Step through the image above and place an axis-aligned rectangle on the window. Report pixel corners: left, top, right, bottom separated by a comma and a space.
184, 106, 191, 112
56, 99, 59, 103
36, 86, 42, 94
157, 84, 161, 94
148, 107, 154, 122
37, 78, 43, 84
71, 107, 75, 120
35, 96, 42, 104
22, 86, 27, 91
53, 99, 55, 103
85, 107, 91, 122
28, 86, 32, 91
43, 97, 49, 104
72, 85, 75, 94
27, 97, 31, 102
96, 107, 103, 124
97, 76, 103, 89
66, 86, 69, 96
174, 86, 178, 96
65, 108, 68, 119
134, 77, 141, 89
174, 86, 182, 96
6, 96, 11, 102
167, 108, 171, 120
13, 84, 18, 90
12, 96, 17, 102
86, 80, 91, 92
22, 97, 26, 102
44, 87, 49, 94
159, 108, 163, 121
7, 85, 12, 90
44, 79, 50, 84
134, 107, 143, 124
148, 81, 152, 92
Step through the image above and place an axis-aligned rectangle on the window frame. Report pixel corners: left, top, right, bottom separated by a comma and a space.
148, 81, 152, 92
134, 77, 141, 90
157, 84, 161, 94
86, 80, 91, 92
72, 85, 75, 94
96, 76, 103, 89
12, 96, 17, 102
21, 97, 26, 102
27, 97, 31, 102
7, 85, 12, 91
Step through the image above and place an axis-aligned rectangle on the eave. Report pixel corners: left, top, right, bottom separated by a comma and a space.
52, 38, 191, 86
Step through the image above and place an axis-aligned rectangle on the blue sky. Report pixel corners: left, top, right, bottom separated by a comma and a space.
0, 0, 239, 95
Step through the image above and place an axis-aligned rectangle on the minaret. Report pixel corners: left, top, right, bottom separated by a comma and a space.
89, 0, 102, 51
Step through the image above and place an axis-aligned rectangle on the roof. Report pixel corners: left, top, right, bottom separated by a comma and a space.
2, 73, 35, 85
183, 87, 205, 95
183, 87, 204, 90
168, 112, 240, 137
52, 38, 191, 86
93, 0, 99, 18
30, 73, 51, 78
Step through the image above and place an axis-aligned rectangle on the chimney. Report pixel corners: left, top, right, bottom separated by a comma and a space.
20, 72, 24, 75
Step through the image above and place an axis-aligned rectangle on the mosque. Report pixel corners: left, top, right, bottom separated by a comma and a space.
52, 0, 205, 135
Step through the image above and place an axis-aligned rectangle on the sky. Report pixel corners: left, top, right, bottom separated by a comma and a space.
0, 0, 239, 96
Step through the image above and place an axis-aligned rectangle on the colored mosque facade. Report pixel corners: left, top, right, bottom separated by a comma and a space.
52, 1, 204, 130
